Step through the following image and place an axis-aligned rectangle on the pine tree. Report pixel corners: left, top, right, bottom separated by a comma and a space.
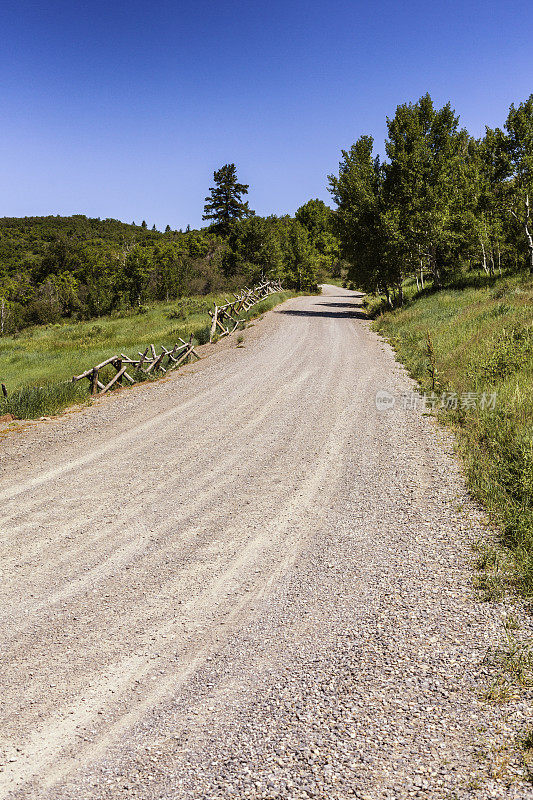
203, 164, 254, 234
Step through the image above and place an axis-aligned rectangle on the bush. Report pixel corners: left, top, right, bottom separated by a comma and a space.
24, 298, 61, 326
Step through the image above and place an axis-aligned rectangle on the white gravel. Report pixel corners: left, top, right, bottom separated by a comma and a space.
0, 286, 531, 799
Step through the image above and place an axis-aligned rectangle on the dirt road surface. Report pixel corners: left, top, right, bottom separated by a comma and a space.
0, 287, 530, 799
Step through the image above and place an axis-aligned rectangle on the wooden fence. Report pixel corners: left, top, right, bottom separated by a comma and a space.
208, 280, 283, 342
72, 336, 199, 395
72, 279, 283, 395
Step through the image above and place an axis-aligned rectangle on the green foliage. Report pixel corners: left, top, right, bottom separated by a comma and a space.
505, 96, 533, 272
282, 221, 319, 291
0, 215, 230, 331
329, 92, 533, 305
295, 199, 342, 280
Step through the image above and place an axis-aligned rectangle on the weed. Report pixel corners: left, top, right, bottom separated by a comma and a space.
518, 729, 533, 752
517, 729, 533, 783
477, 327, 532, 382
425, 331, 439, 390
503, 614, 520, 631
483, 631, 533, 703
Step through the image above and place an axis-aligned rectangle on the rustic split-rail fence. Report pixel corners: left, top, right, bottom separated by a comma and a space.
71, 279, 283, 396
208, 280, 283, 342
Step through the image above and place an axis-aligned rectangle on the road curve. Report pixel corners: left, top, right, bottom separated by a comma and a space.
0, 287, 529, 799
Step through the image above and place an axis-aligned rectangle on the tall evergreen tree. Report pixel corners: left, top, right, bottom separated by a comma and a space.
203, 164, 254, 234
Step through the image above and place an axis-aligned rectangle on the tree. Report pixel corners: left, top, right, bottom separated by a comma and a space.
328, 136, 399, 300
295, 199, 332, 238
224, 216, 283, 281
203, 163, 254, 234
383, 94, 469, 287
141, 220, 147, 229
504, 95, 533, 272
124, 245, 152, 305
466, 129, 508, 276
153, 243, 187, 301
282, 221, 318, 291
295, 199, 341, 278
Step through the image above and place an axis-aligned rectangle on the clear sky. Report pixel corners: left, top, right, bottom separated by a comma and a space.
1, 0, 532, 230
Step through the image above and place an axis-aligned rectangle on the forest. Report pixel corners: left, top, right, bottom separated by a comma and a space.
329, 93, 533, 305
0, 184, 335, 335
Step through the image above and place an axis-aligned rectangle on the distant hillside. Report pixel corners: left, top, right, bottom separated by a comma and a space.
0, 207, 335, 333
0, 214, 186, 276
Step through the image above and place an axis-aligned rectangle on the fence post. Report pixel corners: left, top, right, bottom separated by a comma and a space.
90, 368, 98, 395
210, 306, 218, 342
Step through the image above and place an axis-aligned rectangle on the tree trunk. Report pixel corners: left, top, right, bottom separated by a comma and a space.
489, 247, 495, 277
480, 238, 488, 275
526, 221, 533, 273
525, 195, 533, 273
397, 282, 404, 306
429, 250, 441, 288
511, 195, 533, 273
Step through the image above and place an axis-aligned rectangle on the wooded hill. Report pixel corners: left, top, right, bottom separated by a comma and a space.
0, 200, 339, 334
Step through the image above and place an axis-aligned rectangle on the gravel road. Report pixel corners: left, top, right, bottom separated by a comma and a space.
0, 286, 531, 799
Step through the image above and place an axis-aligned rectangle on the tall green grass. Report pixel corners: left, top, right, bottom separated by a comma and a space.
0, 290, 295, 420
0, 381, 89, 420
373, 271, 533, 597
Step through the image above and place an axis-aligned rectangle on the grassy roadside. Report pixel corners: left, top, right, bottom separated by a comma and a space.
372, 271, 533, 598
0, 290, 297, 420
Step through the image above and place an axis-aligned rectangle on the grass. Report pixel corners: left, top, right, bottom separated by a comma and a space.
0, 289, 296, 419
483, 630, 533, 703
372, 270, 533, 597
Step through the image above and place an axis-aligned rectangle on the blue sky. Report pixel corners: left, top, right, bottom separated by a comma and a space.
1, 0, 532, 229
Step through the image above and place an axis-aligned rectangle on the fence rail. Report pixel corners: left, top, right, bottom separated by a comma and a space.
208, 280, 283, 342
72, 335, 199, 395
71, 279, 283, 395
